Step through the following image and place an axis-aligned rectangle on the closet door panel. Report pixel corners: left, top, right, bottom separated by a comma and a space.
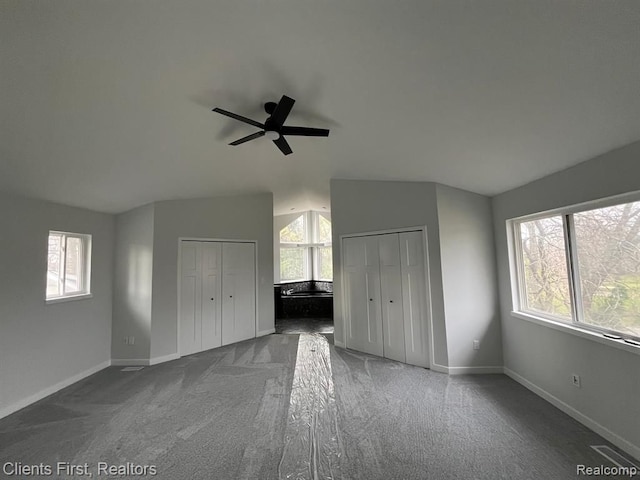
343, 236, 383, 356
222, 242, 256, 345
201, 242, 222, 350
180, 242, 202, 356
378, 234, 406, 363
400, 231, 430, 368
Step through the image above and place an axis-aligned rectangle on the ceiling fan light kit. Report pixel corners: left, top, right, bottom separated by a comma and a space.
212, 95, 329, 155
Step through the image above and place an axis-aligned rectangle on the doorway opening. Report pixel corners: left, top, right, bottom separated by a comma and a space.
274, 210, 334, 338
274, 280, 334, 337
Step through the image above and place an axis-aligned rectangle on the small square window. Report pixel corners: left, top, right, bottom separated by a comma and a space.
46, 231, 92, 301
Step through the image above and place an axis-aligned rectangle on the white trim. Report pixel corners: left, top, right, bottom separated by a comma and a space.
430, 363, 449, 374
334, 340, 346, 348
420, 228, 435, 371
177, 238, 260, 358
176, 237, 182, 356
448, 366, 504, 375
149, 353, 180, 365
258, 328, 275, 336
0, 361, 110, 420
111, 358, 150, 366
504, 367, 640, 462
510, 189, 640, 223
179, 236, 257, 243
511, 311, 640, 356
340, 226, 424, 239
45, 293, 93, 305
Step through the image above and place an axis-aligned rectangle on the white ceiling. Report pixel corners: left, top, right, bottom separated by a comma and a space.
2, 1, 640, 215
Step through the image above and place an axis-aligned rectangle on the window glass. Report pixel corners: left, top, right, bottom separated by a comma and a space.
64, 236, 82, 294
280, 247, 306, 281
317, 246, 333, 280
518, 216, 572, 319
317, 215, 332, 244
280, 215, 305, 243
47, 233, 62, 298
574, 202, 640, 337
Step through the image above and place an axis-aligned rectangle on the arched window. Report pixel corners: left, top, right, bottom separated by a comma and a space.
278, 212, 332, 282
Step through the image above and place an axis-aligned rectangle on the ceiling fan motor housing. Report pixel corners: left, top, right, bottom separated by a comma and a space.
264, 101, 277, 115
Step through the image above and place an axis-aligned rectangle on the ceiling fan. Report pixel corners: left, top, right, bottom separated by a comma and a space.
212, 95, 329, 155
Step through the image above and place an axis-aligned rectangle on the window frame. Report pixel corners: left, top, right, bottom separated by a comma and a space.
46, 230, 92, 304
509, 192, 640, 345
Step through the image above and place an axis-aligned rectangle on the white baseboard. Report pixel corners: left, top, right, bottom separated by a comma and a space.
257, 328, 275, 337
430, 363, 449, 374
448, 365, 505, 375
504, 367, 640, 462
149, 353, 180, 366
0, 360, 110, 420
111, 358, 150, 366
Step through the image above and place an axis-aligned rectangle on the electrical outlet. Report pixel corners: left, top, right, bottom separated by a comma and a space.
473, 340, 480, 351
572, 374, 581, 388
124, 336, 129, 345
130, 336, 135, 345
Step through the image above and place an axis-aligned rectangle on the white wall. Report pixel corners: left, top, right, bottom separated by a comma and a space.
436, 184, 502, 370
150, 193, 274, 360
330, 179, 449, 367
112, 203, 154, 361
0, 192, 114, 418
492, 140, 640, 459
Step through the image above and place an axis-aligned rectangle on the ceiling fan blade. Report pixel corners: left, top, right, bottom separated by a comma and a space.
269, 95, 295, 128
273, 136, 293, 155
229, 130, 265, 146
281, 126, 330, 137
212, 108, 264, 129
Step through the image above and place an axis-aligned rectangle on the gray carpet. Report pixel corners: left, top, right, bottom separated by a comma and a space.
0, 335, 298, 480
330, 346, 638, 479
0, 334, 637, 479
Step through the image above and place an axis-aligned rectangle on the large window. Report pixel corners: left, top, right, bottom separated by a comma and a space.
279, 211, 332, 282
47, 231, 92, 302
512, 198, 640, 342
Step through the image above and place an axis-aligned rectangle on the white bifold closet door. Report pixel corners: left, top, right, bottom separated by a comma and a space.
180, 241, 255, 356
343, 231, 429, 367
221, 242, 256, 346
343, 235, 384, 357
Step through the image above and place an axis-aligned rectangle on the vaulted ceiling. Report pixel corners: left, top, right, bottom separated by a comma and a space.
2, 1, 640, 215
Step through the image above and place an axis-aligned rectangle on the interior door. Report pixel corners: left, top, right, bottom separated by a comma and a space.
222, 242, 256, 345
378, 233, 406, 363
343, 235, 383, 356
201, 242, 222, 350
180, 242, 202, 356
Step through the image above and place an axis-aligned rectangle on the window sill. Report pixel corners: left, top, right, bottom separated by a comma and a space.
511, 311, 640, 357
46, 293, 93, 305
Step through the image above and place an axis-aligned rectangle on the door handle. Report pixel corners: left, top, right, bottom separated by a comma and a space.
211, 298, 214, 301
369, 298, 373, 301
390, 300, 394, 303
